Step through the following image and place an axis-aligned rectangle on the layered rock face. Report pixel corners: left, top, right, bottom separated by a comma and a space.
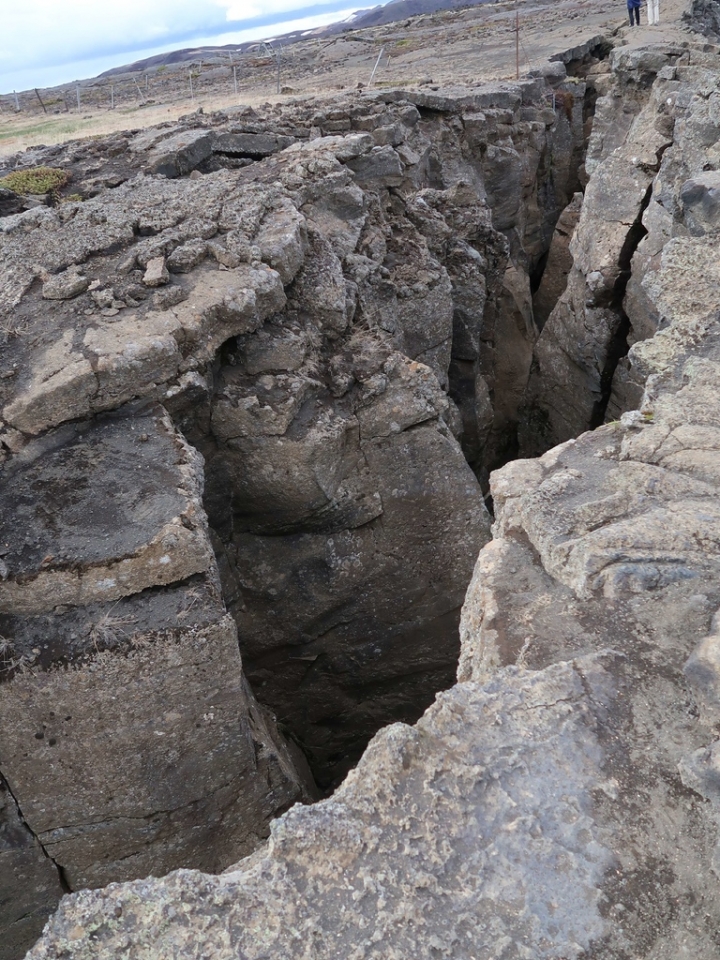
521, 41, 720, 453
25, 36, 720, 960
0, 405, 314, 960
0, 59, 595, 958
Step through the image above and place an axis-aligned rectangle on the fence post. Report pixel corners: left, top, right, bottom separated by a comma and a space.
76, 85, 81, 110
233, 65, 238, 96
13, 90, 20, 111
369, 47, 385, 85
110, 84, 115, 110
189, 73, 194, 102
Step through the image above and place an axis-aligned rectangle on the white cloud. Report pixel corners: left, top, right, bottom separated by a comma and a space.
223, 0, 353, 17
0, 0, 366, 87
1, 1, 227, 71
0, 0, 367, 94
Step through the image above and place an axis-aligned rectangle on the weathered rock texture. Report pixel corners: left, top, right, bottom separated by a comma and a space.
24, 36, 720, 960
0, 54, 602, 957
685, 0, 720, 39
0, 404, 314, 956
521, 44, 690, 452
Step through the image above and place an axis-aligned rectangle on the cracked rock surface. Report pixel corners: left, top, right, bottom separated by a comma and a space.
23, 32, 720, 960
0, 53, 599, 957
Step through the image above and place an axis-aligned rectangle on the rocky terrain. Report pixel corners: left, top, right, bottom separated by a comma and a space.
96, 0, 500, 75
0, 0, 662, 154
2, 0, 720, 957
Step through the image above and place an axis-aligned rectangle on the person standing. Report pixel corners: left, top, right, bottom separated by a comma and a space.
627, 0, 641, 24
647, 0, 660, 23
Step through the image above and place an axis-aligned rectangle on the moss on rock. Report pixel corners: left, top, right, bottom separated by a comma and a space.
0, 166, 70, 196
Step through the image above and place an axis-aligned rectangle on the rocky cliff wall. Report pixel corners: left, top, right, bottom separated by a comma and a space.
520, 40, 720, 453
22, 33, 720, 960
0, 52, 599, 958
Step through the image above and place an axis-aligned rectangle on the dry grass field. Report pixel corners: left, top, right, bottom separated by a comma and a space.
0, 0, 693, 161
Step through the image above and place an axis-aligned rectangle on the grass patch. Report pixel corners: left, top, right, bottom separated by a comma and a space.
0, 118, 85, 143
0, 166, 71, 194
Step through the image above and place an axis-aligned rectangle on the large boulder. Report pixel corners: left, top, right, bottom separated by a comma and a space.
0, 406, 313, 956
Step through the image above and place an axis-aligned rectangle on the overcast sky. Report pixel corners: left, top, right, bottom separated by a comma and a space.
0, 0, 374, 93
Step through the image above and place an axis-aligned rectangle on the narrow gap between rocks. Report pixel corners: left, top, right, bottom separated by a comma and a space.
0, 771, 70, 894
175, 44, 615, 797
590, 182, 651, 428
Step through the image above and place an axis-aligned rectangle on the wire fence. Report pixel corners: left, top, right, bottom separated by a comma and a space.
0, 45, 299, 118
1, 5, 562, 124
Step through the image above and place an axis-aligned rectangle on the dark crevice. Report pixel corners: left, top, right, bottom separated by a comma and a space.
0, 770, 71, 893
529, 248, 550, 295
214, 151, 262, 161
591, 182, 652, 428
449, 46, 610, 482
561, 39, 614, 78
591, 310, 632, 429
177, 52, 613, 794
55, 864, 72, 894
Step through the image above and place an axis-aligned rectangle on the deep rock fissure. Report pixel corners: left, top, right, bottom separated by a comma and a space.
590, 182, 652, 428
0, 37, 628, 957
16, 23, 720, 960
196, 209, 585, 789
184, 50, 610, 792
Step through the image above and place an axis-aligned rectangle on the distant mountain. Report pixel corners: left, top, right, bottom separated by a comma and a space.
347, 0, 492, 28
99, 45, 252, 77
99, 0, 492, 77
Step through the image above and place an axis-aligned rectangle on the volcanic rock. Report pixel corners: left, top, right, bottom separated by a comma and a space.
0, 69, 588, 956
23, 34, 720, 960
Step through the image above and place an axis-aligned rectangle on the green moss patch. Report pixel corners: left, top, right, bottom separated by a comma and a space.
0, 166, 71, 195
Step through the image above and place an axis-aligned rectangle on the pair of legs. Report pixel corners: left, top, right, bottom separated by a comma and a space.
647, 0, 660, 23
628, 4, 640, 24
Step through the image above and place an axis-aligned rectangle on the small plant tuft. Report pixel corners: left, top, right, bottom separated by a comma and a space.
0, 166, 71, 196
89, 607, 138, 650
